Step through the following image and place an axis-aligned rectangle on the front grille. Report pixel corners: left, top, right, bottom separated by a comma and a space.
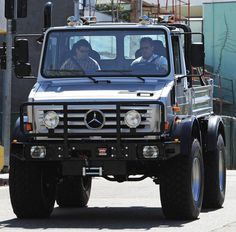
36, 104, 153, 134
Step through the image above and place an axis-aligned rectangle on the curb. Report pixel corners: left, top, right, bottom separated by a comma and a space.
0, 174, 9, 186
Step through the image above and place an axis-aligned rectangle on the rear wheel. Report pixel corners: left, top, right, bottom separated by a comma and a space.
160, 139, 204, 220
56, 176, 92, 208
9, 156, 57, 219
203, 134, 226, 208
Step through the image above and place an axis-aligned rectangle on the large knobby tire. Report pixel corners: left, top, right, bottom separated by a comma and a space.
9, 156, 57, 219
160, 138, 204, 220
56, 176, 92, 208
203, 134, 226, 208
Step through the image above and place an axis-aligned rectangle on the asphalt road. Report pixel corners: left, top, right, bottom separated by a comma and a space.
0, 171, 236, 232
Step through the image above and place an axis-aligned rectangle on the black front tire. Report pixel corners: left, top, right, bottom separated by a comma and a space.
56, 176, 92, 208
203, 134, 226, 208
9, 156, 57, 219
160, 139, 204, 220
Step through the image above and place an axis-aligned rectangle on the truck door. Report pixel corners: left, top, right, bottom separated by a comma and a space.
172, 35, 189, 115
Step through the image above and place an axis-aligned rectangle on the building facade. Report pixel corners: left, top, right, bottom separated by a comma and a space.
0, 0, 74, 143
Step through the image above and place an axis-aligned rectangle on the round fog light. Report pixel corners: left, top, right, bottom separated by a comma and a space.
31, 146, 46, 159
124, 110, 141, 128
43, 111, 59, 129
143, 146, 159, 159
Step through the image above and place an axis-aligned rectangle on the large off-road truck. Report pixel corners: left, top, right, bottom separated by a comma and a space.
9, 15, 226, 220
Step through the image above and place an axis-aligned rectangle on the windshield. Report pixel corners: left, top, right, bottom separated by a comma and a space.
41, 28, 170, 78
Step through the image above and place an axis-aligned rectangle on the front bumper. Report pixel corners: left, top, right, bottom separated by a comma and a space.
12, 140, 180, 176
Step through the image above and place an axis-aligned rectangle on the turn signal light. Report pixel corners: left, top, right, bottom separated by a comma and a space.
164, 121, 170, 131
172, 105, 181, 113
25, 123, 32, 131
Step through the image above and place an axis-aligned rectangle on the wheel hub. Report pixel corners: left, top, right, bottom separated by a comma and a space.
219, 150, 225, 192
192, 157, 201, 202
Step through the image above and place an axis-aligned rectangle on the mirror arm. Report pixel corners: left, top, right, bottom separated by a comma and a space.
176, 73, 207, 86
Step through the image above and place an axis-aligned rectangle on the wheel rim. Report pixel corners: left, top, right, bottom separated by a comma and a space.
192, 157, 201, 202
219, 150, 225, 192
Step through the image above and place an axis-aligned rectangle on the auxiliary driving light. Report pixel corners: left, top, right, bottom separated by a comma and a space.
124, 110, 141, 128
43, 111, 59, 129
143, 146, 159, 159
31, 146, 46, 159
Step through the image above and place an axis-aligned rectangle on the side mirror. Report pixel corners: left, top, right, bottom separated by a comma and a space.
44, 2, 53, 31
14, 39, 32, 77
191, 42, 205, 67
15, 63, 31, 77
14, 39, 29, 63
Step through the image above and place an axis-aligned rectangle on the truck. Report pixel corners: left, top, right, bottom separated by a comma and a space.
9, 10, 226, 220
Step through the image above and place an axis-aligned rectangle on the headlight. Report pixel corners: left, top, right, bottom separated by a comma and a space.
31, 146, 46, 159
43, 111, 59, 129
124, 110, 141, 128
143, 146, 159, 158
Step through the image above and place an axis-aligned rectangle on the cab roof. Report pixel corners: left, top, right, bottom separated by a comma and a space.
47, 23, 177, 32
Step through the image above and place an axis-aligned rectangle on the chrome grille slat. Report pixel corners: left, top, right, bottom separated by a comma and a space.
56, 120, 150, 126
36, 104, 152, 134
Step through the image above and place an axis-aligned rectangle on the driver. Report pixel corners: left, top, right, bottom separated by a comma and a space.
61, 39, 100, 74
131, 37, 167, 74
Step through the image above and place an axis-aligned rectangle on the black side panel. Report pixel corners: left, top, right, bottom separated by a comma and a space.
170, 116, 199, 156
12, 117, 28, 142
207, 116, 225, 151
11, 117, 29, 159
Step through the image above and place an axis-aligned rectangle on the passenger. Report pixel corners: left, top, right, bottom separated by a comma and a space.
61, 39, 100, 74
131, 37, 168, 74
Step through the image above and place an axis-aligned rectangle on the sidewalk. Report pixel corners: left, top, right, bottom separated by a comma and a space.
0, 173, 9, 186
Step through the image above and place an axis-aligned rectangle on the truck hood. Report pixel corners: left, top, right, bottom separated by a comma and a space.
30, 80, 173, 102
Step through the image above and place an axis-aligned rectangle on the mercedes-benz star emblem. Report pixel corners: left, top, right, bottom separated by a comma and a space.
84, 109, 105, 130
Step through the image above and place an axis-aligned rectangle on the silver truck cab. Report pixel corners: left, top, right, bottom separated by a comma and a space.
10, 22, 226, 220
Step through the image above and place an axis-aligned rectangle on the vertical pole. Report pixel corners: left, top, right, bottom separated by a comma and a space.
172, 0, 174, 15
188, 0, 190, 26
111, 0, 114, 22
89, 0, 91, 16
140, 0, 143, 17
2, 0, 17, 170
179, 0, 181, 22
74, 0, 80, 20
138, 0, 142, 19
116, 0, 119, 22
130, 0, 141, 23
175, 0, 177, 21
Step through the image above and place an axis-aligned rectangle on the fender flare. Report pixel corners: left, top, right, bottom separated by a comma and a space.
11, 116, 29, 159
171, 116, 201, 156
207, 115, 225, 152
12, 116, 28, 142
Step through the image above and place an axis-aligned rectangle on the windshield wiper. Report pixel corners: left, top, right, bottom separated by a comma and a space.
44, 69, 145, 83
135, 76, 145, 83
44, 70, 103, 83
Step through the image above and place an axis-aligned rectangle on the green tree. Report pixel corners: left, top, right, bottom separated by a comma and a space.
96, 2, 131, 22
